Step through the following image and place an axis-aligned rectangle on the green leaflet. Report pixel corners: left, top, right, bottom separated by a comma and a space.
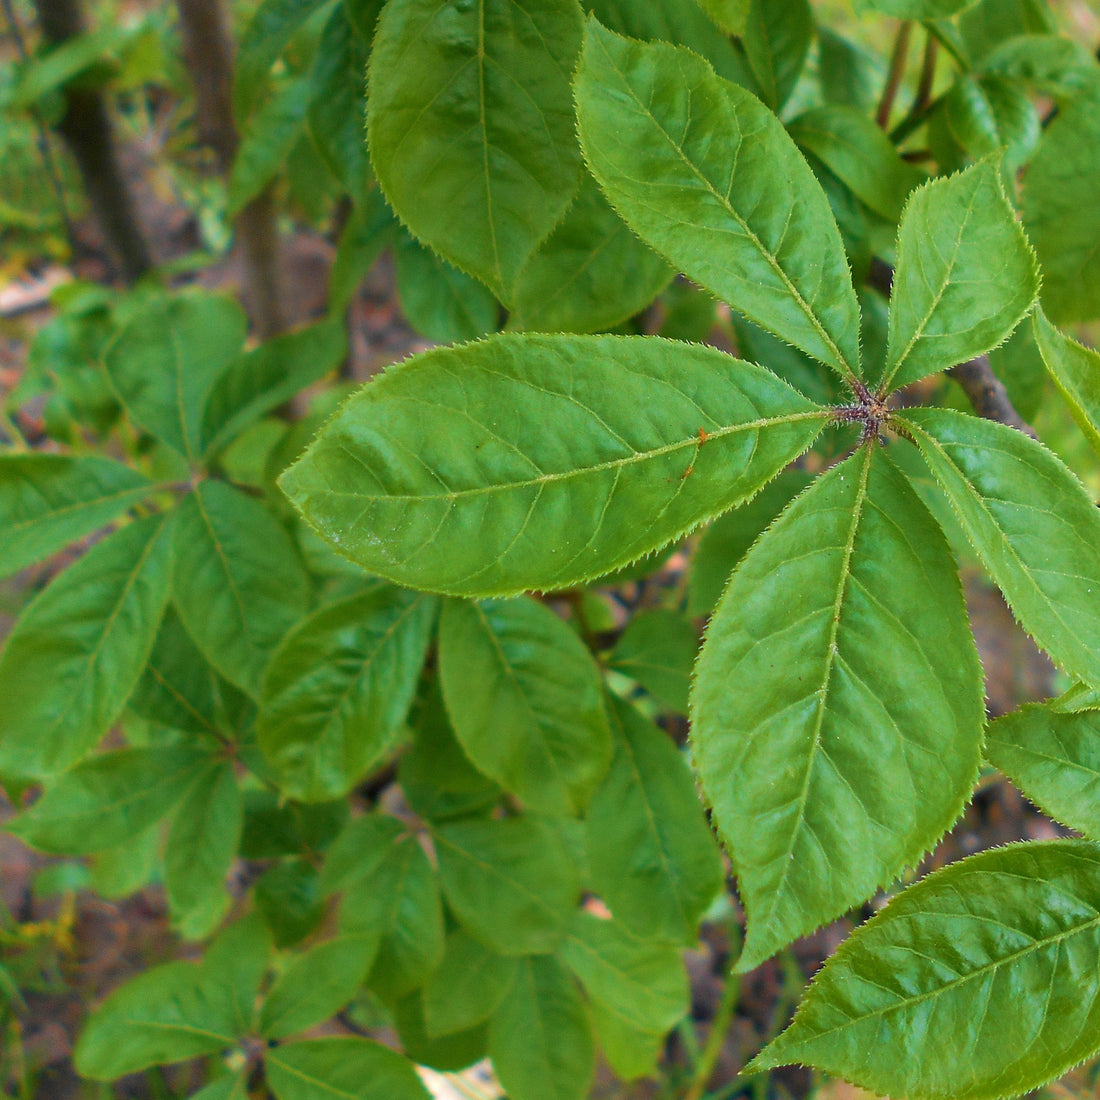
308, 6, 370, 199
1033, 307, 1100, 456
329, 188, 397, 311
393, 232, 500, 345
188, 1072, 248, 1100
0, 454, 155, 579
258, 586, 438, 802
980, 35, 1100, 101
227, 75, 311, 218
959, 0, 1056, 61
279, 334, 827, 596
787, 105, 925, 223
75, 917, 272, 1079
944, 75, 1040, 178
202, 320, 346, 460
255, 860, 325, 948
0, 515, 172, 781
751, 840, 1100, 1100
692, 447, 984, 971
173, 481, 311, 697
574, 20, 862, 383
881, 160, 1039, 393
7, 745, 209, 855
739, 0, 812, 112
560, 911, 688, 1035
1023, 88, 1100, 324
264, 1038, 432, 1100
489, 956, 594, 1100
608, 610, 697, 716
438, 596, 611, 815
164, 761, 242, 940
434, 816, 581, 956
587, 694, 724, 945
104, 293, 248, 465
862, 0, 979, 16
817, 28, 880, 114
986, 705, 1100, 839
367, 0, 583, 302
900, 407, 1100, 689
392, 992, 489, 1072
422, 930, 518, 1037
589, 1000, 665, 1081
510, 174, 673, 335
328, 819, 444, 1000
693, 0, 750, 35
260, 935, 378, 1039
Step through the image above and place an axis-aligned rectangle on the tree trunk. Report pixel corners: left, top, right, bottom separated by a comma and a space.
175, 0, 286, 338
32, 0, 153, 282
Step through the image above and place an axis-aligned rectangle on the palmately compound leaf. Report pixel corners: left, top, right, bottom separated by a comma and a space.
574, 19, 862, 384
258, 586, 438, 802
367, 0, 583, 302
0, 454, 156, 579
0, 514, 173, 781
692, 446, 984, 971
900, 407, 1100, 689
987, 704, 1100, 839
751, 840, 1100, 1100
438, 596, 610, 816
279, 334, 827, 597
1033, 307, 1100, 456
881, 159, 1040, 393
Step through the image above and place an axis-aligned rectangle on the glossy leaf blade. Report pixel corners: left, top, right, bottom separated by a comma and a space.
367, 0, 583, 301
438, 596, 610, 815
0, 515, 172, 780
692, 448, 984, 970
104, 293, 248, 464
587, 694, 725, 945
173, 481, 310, 696
7, 745, 209, 855
265, 1038, 432, 1100
574, 19, 861, 381
434, 816, 581, 956
489, 956, 594, 1100
900, 407, 1100, 688
280, 334, 826, 597
752, 840, 1100, 1100
0, 455, 155, 579
259, 587, 438, 802
987, 705, 1100, 839
1033, 307, 1100, 456
882, 160, 1039, 392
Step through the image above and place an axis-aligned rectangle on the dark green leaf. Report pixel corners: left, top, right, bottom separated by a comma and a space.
900, 407, 1100, 689
367, 0, 584, 301
104, 293, 248, 465
981, 35, 1100, 100
693, 448, 984, 970
255, 859, 325, 947
511, 174, 672, 335
959, 0, 1057, 62
694, 0, 749, 35
587, 694, 725, 945
751, 840, 1100, 1100
265, 1037, 431, 1100
280, 334, 827, 596
1033, 307, 1100, 456
259, 586, 437, 802
240, 790, 347, 859
7, 745, 208, 855
608, 610, 697, 716
329, 188, 397, 311
165, 760, 242, 940
561, 911, 688, 1034
434, 816, 581, 956
817, 28, 880, 114
987, 705, 1100, 839
173, 480, 310, 696
882, 160, 1039, 392
862, 0, 979, 17
489, 956, 594, 1100
589, 999, 665, 1081
260, 935, 378, 1038
787, 106, 925, 223
739, 0, 812, 111
0, 515, 172, 780
944, 75, 1040, 177
0, 455, 155, 579
438, 597, 610, 815
422, 930, 518, 1037
575, 20, 861, 383
392, 991, 489, 1071
203, 320, 346, 461
394, 232, 499, 344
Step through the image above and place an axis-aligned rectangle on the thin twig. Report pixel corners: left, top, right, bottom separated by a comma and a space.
877, 21, 913, 129
683, 969, 741, 1100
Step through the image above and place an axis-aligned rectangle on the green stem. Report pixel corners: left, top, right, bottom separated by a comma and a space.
877, 21, 913, 129
683, 968, 741, 1100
